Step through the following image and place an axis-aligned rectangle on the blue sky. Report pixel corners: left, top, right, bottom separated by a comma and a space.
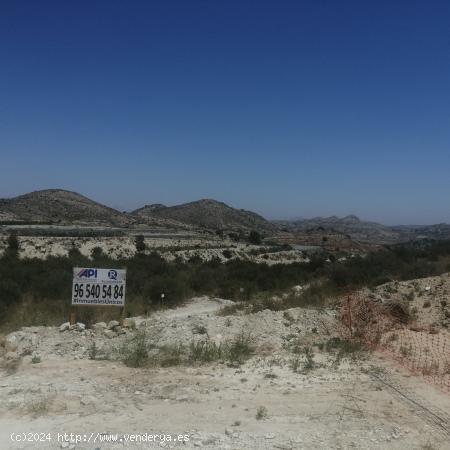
1, 1, 450, 224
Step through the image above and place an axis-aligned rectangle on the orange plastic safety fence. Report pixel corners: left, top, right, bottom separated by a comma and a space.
340, 294, 450, 394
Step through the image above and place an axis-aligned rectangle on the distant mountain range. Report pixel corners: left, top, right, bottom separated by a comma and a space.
274, 216, 450, 244
2, 190, 450, 244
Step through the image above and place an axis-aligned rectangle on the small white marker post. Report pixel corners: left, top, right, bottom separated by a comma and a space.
161, 293, 165, 309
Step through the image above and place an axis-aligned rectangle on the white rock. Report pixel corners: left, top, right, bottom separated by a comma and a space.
75, 322, 86, 331
80, 395, 96, 405
92, 322, 107, 332
5, 335, 18, 352
59, 322, 70, 332
5, 351, 20, 361
108, 320, 120, 330
103, 330, 116, 339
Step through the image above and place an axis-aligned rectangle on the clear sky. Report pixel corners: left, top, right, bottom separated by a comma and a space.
1, 1, 449, 225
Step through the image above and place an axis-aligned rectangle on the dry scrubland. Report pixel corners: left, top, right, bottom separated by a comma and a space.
0, 235, 309, 265
1, 235, 450, 449
1, 286, 450, 449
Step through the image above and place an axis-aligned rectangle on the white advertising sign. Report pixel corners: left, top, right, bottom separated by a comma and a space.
72, 267, 126, 306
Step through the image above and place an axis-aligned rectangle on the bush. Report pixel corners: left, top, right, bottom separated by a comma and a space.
256, 406, 268, 420
189, 340, 223, 362
121, 331, 149, 368
6, 232, 19, 258
303, 346, 315, 371
226, 333, 254, 364
222, 249, 232, 259
3, 237, 450, 329
135, 235, 146, 253
248, 231, 262, 245
325, 337, 366, 364
90, 246, 104, 260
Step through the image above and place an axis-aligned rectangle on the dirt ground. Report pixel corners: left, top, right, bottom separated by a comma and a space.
1, 298, 450, 450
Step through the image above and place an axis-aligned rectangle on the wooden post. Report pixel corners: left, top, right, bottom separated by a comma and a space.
69, 307, 77, 325
347, 295, 352, 338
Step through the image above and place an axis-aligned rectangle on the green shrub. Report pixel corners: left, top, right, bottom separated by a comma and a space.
226, 333, 254, 365
248, 231, 262, 245
5, 232, 19, 258
325, 337, 366, 364
222, 249, 232, 259
135, 235, 146, 253
256, 405, 268, 420
189, 340, 223, 362
303, 346, 315, 371
120, 331, 149, 368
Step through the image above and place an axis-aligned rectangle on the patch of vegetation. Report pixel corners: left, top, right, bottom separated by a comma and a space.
226, 333, 254, 365
135, 235, 146, 253
192, 324, 208, 335
5, 232, 19, 258
119, 332, 254, 368
256, 405, 268, 420
189, 340, 223, 363
324, 337, 367, 364
302, 346, 315, 371
400, 344, 412, 357
3, 237, 450, 329
290, 356, 302, 373
88, 341, 98, 360
264, 372, 278, 379
120, 331, 150, 368
27, 395, 50, 416
248, 231, 262, 245
222, 249, 233, 259
217, 302, 246, 316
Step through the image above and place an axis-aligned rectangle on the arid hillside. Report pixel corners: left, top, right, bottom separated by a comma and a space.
133, 199, 277, 235
275, 215, 401, 244
0, 190, 134, 227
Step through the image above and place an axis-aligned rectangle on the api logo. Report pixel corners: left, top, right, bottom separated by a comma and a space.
108, 270, 118, 280
77, 268, 97, 278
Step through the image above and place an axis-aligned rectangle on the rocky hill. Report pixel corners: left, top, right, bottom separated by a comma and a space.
0, 189, 135, 227
133, 199, 277, 234
276, 216, 450, 245
274, 215, 401, 244
392, 223, 450, 241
